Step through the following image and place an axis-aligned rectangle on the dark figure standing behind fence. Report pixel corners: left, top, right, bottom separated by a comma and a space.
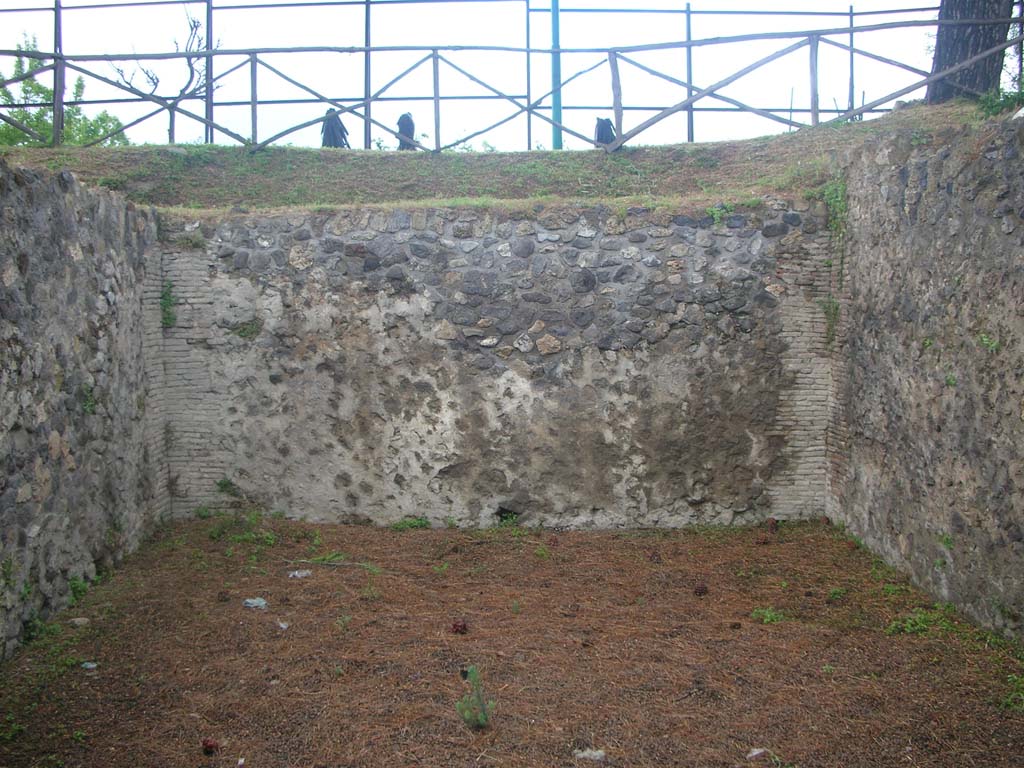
322, 109, 350, 148
397, 113, 416, 150
594, 118, 616, 148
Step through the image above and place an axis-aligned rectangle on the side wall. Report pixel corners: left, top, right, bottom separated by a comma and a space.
159, 201, 833, 527
0, 160, 167, 657
837, 121, 1024, 636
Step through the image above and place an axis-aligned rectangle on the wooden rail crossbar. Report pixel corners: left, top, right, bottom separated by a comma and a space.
1, 9, 1021, 151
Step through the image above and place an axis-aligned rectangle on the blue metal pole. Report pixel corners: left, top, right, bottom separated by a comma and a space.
551, 0, 562, 149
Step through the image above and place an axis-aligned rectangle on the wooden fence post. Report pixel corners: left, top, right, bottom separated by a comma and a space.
364, 0, 372, 149
205, 0, 214, 143
52, 0, 64, 145
685, 1, 693, 142
608, 51, 623, 139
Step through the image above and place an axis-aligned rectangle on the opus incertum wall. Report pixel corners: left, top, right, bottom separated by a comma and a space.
156, 201, 832, 529
830, 119, 1024, 637
4, 118, 1023, 656
0, 160, 166, 658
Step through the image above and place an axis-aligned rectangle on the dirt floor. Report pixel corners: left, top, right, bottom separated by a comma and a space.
1, 514, 1021, 768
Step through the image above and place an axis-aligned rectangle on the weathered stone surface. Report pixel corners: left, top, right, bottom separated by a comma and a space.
834, 121, 1024, 638
0, 159, 163, 658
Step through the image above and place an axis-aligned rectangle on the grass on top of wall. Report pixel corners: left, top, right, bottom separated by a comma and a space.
0, 101, 983, 212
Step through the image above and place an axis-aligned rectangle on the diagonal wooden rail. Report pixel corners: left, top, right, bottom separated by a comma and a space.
1, 13, 1021, 152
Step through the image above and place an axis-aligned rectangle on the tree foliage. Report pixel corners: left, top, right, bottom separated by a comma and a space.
0, 36, 128, 146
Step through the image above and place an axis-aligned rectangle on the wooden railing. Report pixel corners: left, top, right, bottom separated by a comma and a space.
1, 1, 1021, 152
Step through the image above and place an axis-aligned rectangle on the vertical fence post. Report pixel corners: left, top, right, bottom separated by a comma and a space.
364, 0, 372, 149
1018, 0, 1023, 92
551, 0, 562, 150
52, 0, 64, 145
205, 0, 214, 143
250, 53, 258, 144
608, 51, 622, 139
848, 4, 855, 113
685, 1, 693, 142
525, 0, 532, 150
432, 48, 440, 151
809, 34, 820, 126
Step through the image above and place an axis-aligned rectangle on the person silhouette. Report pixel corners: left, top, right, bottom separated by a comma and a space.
397, 113, 416, 150
322, 109, 350, 148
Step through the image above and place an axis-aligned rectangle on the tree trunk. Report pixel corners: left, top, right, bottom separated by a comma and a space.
928, 0, 1015, 102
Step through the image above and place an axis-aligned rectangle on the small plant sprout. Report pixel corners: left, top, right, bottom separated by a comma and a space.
456, 666, 495, 730
1004, 674, 1024, 712
978, 333, 1000, 352
751, 607, 784, 624
944, 373, 958, 387
159, 282, 177, 328
81, 385, 97, 415
390, 516, 430, 531
939, 533, 954, 550
826, 587, 847, 603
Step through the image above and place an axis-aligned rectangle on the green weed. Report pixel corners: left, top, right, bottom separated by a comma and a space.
431, 562, 450, 575
944, 373, 958, 387
819, 297, 841, 347
827, 587, 847, 603
939, 533, 954, 550
705, 201, 735, 226
751, 607, 785, 624
216, 477, 242, 497
1003, 674, 1024, 711
68, 576, 89, 606
978, 89, 1024, 117
0, 714, 25, 742
309, 550, 347, 564
81, 385, 97, 415
390, 516, 431, 531
455, 666, 495, 730
533, 544, 551, 560
194, 506, 213, 519
978, 333, 1000, 352
232, 318, 263, 339
159, 282, 177, 328
886, 604, 956, 636
175, 230, 205, 249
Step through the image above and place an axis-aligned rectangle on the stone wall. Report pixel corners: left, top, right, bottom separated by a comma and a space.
159, 200, 833, 527
0, 160, 165, 657
835, 120, 1024, 636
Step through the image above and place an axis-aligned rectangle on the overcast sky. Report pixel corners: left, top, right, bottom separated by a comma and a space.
0, 0, 939, 150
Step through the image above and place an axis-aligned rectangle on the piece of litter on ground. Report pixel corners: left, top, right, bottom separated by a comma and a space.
277, 621, 289, 630
243, 597, 267, 610
69, 617, 90, 627
573, 748, 606, 762
288, 569, 312, 579
747, 748, 769, 760
237, 759, 245, 767
1013, 106, 1024, 120
80, 661, 98, 670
